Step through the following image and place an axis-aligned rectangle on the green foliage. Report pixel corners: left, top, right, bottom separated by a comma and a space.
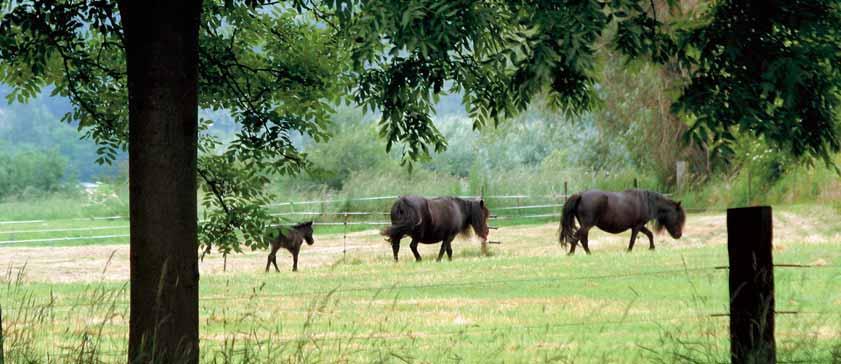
0, 143, 67, 198
303, 108, 390, 189
0, 1, 346, 255
0, 87, 124, 181
3, 0, 840, 258
336, 0, 664, 166
197, 130, 275, 256
673, 0, 841, 167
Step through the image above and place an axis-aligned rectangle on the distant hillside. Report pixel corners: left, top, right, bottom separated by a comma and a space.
0, 87, 124, 182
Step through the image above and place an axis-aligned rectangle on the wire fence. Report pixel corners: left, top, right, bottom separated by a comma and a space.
0, 193, 695, 246
4, 263, 839, 315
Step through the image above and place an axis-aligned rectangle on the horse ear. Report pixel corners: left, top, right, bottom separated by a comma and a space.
676, 201, 682, 208
305, 221, 313, 226
479, 199, 485, 208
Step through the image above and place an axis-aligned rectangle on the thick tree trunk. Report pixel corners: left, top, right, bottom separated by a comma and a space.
119, 1, 202, 363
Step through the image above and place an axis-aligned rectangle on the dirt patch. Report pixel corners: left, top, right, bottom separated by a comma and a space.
1, 207, 839, 283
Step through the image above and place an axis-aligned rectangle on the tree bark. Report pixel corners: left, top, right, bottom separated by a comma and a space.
119, 1, 202, 363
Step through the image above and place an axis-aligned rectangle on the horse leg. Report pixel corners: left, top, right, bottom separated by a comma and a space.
266, 244, 279, 272
436, 236, 454, 262
265, 253, 273, 272
292, 247, 299, 272
436, 242, 446, 262
640, 226, 655, 250
566, 235, 579, 256
627, 228, 640, 252
445, 240, 453, 261
579, 227, 592, 255
391, 239, 401, 262
410, 239, 422, 262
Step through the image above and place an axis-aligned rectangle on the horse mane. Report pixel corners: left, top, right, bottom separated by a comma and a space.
292, 221, 312, 230
459, 197, 488, 238
638, 190, 684, 233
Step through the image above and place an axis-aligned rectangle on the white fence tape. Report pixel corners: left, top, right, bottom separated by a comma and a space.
493, 204, 564, 211
0, 234, 130, 245
0, 225, 129, 235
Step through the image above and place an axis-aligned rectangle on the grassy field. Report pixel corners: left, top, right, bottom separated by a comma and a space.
2, 205, 841, 363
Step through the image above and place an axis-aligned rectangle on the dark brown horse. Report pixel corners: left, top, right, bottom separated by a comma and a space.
559, 189, 685, 255
265, 221, 314, 272
382, 196, 491, 262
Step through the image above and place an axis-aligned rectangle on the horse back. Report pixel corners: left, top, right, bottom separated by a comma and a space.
271, 229, 301, 252
415, 197, 467, 243
578, 190, 649, 232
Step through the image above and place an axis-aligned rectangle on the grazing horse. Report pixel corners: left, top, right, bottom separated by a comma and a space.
265, 221, 314, 272
382, 196, 491, 262
559, 189, 685, 255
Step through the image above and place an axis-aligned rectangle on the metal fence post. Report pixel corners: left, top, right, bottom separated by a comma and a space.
727, 206, 775, 364
343, 213, 348, 261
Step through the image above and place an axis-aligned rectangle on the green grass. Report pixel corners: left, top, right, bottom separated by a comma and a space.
3, 241, 840, 363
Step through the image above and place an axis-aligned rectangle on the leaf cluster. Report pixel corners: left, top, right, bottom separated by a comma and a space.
672, 0, 841, 168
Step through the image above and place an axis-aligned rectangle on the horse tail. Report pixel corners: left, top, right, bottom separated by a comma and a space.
559, 194, 581, 247
381, 198, 422, 243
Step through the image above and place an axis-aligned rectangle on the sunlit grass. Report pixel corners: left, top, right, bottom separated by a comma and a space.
3, 240, 840, 363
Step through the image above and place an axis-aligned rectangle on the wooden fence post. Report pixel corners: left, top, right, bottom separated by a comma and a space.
727, 206, 775, 364
676, 161, 687, 193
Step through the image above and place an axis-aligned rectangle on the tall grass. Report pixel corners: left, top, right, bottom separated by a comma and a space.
3, 241, 840, 363
679, 154, 841, 210
0, 184, 128, 221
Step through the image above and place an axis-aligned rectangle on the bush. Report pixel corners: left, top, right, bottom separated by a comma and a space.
0, 144, 68, 199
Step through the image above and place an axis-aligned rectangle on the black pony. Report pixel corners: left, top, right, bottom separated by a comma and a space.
559, 189, 685, 255
265, 221, 314, 272
382, 196, 490, 262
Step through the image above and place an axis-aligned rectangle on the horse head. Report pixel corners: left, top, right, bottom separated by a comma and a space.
295, 221, 315, 245
655, 201, 685, 239
470, 199, 491, 241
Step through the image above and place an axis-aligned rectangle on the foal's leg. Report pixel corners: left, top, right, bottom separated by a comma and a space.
410, 239, 422, 262
627, 228, 640, 252
640, 226, 655, 250
266, 243, 280, 272
291, 246, 300, 272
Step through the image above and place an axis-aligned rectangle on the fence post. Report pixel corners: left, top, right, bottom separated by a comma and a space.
563, 181, 568, 201
676, 161, 687, 193
727, 206, 775, 364
633, 178, 638, 189
343, 213, 348, 261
